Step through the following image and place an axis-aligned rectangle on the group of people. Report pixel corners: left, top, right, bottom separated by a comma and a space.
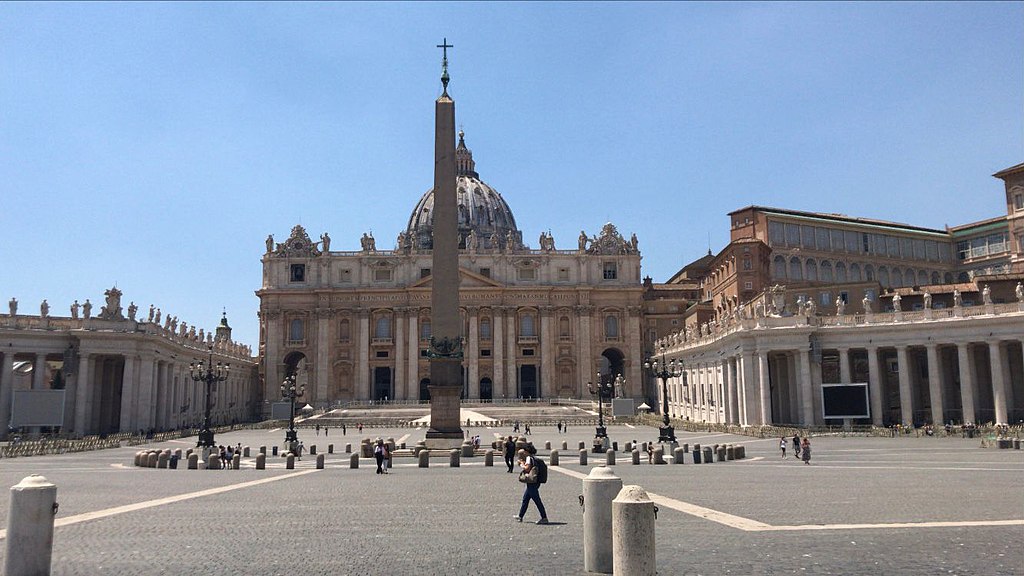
217, 443, 243, 468
512, 421, 531, 435
373, 438, 391, 474
779, 435, 812, 464
556, 421, 568, 434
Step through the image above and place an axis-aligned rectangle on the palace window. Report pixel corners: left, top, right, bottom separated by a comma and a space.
604, 315, 620, 339
1014, 193, 1023, 211
603, 262, 618, 280
558, 316, 570, 340
558, 268, 570, 281
289, 319, 304, 343
420, 321, 431, 341
290, 264, 305, 283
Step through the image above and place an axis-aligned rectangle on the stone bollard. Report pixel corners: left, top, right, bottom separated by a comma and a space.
157, 451, 169, 469
346, 443, 353, 454
418, 450, 430, 468
717, 446, 727, 462
255, 453, 266, 470
450, 450, 460, 467
187, 448, 194, 459
350, 453, 359, 469
414, 440, 425, 456
272, 446, 279, 456
1015, 439, 1021, 450
631, 450, 640, 465
606, 450, 616, 466
583, 467, 623, 574
286, 454, 295, 470
5, 475, 58, 576
259, 445, 266, 455
579, 449, 588, 466
681, 443, 688, 454
328, 444, 334, 454
544, 441, 551, 450
624, 442, 633, 453
612, 441, 619, 452
147, 452, 159, 468
485, 449, 494, 466
207, 453, 220, 470
243, 446, 250, 457
653, 447, 665, 465
188, 453, 199, 469
640, 442, 648, 455
579, 441, 587, 450
316, 454, 325, 469
612, 485, 656, 576
673, 447, 686, 464
561, 441, 568, 450
550, 449, 559, 466
702, 446, 713, 464
387, 438, 396, 452
737, 445, 746, 459
134, 451, 144, 466
310, 445, 317, 455
361, 440, 372, 458
726, 445, 735, 460
692, 447, 701, 464
461, 441, 474, 457
232, 454, 240, 470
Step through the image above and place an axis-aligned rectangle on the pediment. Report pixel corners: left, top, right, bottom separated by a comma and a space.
410, 268, 504, 289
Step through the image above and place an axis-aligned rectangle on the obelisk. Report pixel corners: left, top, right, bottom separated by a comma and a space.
425, 38, 465, 447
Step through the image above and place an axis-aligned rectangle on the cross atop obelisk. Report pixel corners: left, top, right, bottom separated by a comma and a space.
437, 37, 453, 96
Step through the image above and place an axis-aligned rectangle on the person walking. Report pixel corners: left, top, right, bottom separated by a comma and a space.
503, 436, 516, 473
374, 439, 387, 474
801, 438, 811, 465
779, 437, 787, 459
514, 449, 549, 524
791, 433, 800, 456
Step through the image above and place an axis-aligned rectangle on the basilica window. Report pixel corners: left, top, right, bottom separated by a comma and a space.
519, 314, 536, 338
480, 317, 492, 340
604, 315, 620, 340
420, 321, 432, 341
288, 319, 304, 344
805, 259, 818, 282
789, 257, 803, 280
603, 262, 618, 280
374, 268, 393, 282
558, 268, 570, 281
374, 316, 392, 340
290, 264, 306, 283
864, 264, 874, 281
558, 316, 570, 340
877, 266, 889, 288
891, 269, 903, 288
849, 263, 861, 281
835, 261, 847, 283
820, 261, 833, 283
338, 319, 351, 342
518, 268, 536, 281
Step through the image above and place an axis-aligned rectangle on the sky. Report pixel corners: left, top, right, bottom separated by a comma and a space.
2, 2, 1021, 348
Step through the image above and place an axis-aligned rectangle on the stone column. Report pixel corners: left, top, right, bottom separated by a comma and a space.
394, 308, 406, 401
506, 310, 517, 398
316, 309, 330, 404
787, 353, 801, 424
492, 307, 505, 399
988, 340, 1008, 424
626, 307, 643, 397
577, 306, 593, 399
838, 347, 851, 384
796, 349, 814, 426
757, 351, 771, 425
468, 307, 479, 399
357, 310, 370, 400
0, 352, 15, 434
925, 344, 944, 426
262, 311, 282, 416
866, 346, 883, 426
896, 346, 913, 426
722, 358, 733, 425
119, 355, 137, 432
32, 353, 48, 390
74, 353, 94, 436
408, 312, 419, 400
740, 353, 757, 425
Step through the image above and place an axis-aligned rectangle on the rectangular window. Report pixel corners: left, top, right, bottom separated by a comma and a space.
522, 349, 535, 356
925, 241, 939, 261
375, 351, 389, 358
839, 291, 848, 304
786, 223, 801, 246
970, 237, 987, 258
481, 349, 491, 357
801, 225, 815, 249
912, 239, 926, 260
957, 240, 970, 260
743, 258, 752, 270
1015, 193, 1023, 210
518, 268, 536, 281
815, 227, 830, 251
900, 237, 913, 259
744, 281, 753, 290
768, 221, 785, 246
820, 292, 831, 306
831, 228, 845, 251
558, 268, 570, 281
603, 262, 617, 280
339, 269, 352, 283
420, 268, 431, 279
374, 268, 393, 282
290, 264, 306, 283
887, 236, 900, 258
479, 268, 490, 278
864, 289, 876, 301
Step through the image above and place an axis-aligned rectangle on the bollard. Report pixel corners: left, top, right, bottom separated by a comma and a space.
561, 440, 568, 450
612, 485, 656, 576
310, 445, 317, 455
579, 449, 588, 466
346, 443, 353, 454
653, 447, 665, 465
272, 446, 278, 456
583, 467, 623, 574
612, 441, 618, 452
624, 442, 633, 453
259, 445, 266, 455
461, 441, 474, 458
186, 448, 194, 459
134, 451, 144, 467
1015, 439, 1021, 450
673, 446, 686, 464
188, 453, 199, 469
256, 453, 266, 470
207, 454, 220, 470
316, 453, 325, 469
681, 443, 688, 454
579, 441, 587, 450
641, 442, 648, 455
484, 449, 493, 466
286, 454, 295, 470
157, 451, 169, 469
717, 446, 726, 462
169, 453, 180, 469
350, 452, 360, 469
450, 449, 460, 468
5, 475, 58, 576
702, 446, 713, 464
232, 453, 240, 470
737, 445, 746, 459
726, 445, 735, 460
692, 447, 701, 464
328, 444, 334, 454
550, 449, 559, 466
544, 441, 551, 450
606, 450, 616, 466
243, 446, 250, 457
631, 449, 640, 465
418, 449, 430, 468
147, 453, 159, 468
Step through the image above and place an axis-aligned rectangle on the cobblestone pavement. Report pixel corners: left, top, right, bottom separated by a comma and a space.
0, 424, 1021, 575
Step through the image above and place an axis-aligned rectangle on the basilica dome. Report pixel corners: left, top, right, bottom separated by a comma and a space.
405, 131, 521, 250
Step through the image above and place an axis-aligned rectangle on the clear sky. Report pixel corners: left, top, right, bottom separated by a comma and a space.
2, 2, 1021, 348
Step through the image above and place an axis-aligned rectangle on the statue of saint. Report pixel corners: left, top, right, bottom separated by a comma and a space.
40, 299, 49, 318
1016, 282, 1023, 303
198, 328, 205, 342
579, 230, 589, 252
321, 232, 331, 252
127, 302, 138, 322
892, 293, 902, 312
862, 295, 873, 314
982, 284, 992, 305
82, 299, 92, 319
835, 297, 845, 316
71, 300, 80, 319
953, 289, 962, 307
630, 233, 638, 252
367, 233, 376, 251
804, 298, 816, 316
8, 297, 16, 317
539, 231, 547, 249
489, 232, 499, 251
265, 234, 274, 254
154, 308, 161, 325
360, 233, 369, 251
506, 230, 516, 251
923, 292, 932, 309
613, 374, 625, 398
467, 230, 478, 252
148, 305, 155, 322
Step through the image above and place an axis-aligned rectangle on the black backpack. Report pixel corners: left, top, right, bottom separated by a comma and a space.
532, 456, 548, 484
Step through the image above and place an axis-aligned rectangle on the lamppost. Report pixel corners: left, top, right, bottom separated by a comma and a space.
645, 346, 681, 444
587, 371, 615, 452
281, 373, 305, 445
190, 346, 229, 448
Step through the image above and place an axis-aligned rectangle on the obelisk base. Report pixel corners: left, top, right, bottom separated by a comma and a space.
425, 383, 464, 450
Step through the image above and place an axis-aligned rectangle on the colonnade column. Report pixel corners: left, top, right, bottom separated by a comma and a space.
740, 353, 756, 426
407, 312, 419, 400
757, 351, 771, 425
492, 308, 505, 399
896, 346, 913, 426
136, 355, 155, 432
796, 349, 814, 426
838, 348, 851, 384
74, 353, 94, 437
32, 353, 48, 390
119, 355, 137, 432
925, 344, 944, 426
0, 352, 15, 435
866, 346, 883, 426
722, 359, 733, 425
506, 310, 517, 398
988, 340, 1008, 424
468, 307, 480, 399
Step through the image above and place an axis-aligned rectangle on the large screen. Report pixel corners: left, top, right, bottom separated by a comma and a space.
821, 383, 870, 419
12, 390, 66, 427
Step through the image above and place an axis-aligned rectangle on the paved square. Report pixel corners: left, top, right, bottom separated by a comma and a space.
1, 425, 1021, 575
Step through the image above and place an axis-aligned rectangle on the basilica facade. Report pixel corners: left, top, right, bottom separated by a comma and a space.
257, 132, 645, 411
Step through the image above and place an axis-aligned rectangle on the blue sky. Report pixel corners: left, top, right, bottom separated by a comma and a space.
2, 2, 1021, 347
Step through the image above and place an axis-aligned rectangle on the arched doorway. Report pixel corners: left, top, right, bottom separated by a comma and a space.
419, 378, 431, 401
480, 377, 493, 401
373, 367, 392, 402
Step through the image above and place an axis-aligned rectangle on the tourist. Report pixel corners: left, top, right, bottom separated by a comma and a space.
503, 436, 516, 473
358, 423, 363, 433
647, 442, 654, 464
316, 424, 321, 436
557, 421, 563, 434
514, 449, 549, 524
791, 433, 800, 456
801, 438, 811, 465
524, 424, 531, 435
382, 441, 391, 474
374, 439, 387, 474
779, 437, 787, 459
324, 426, 329, 436
341, 423, 346, 435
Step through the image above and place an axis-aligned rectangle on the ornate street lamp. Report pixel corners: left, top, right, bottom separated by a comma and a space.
587, 372, 615, 452
280, 373, 305, 445
645, 345, 682, 444
189, 346, 229, 448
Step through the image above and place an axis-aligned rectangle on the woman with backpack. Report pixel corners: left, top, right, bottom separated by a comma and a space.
514, 449, 549, 525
